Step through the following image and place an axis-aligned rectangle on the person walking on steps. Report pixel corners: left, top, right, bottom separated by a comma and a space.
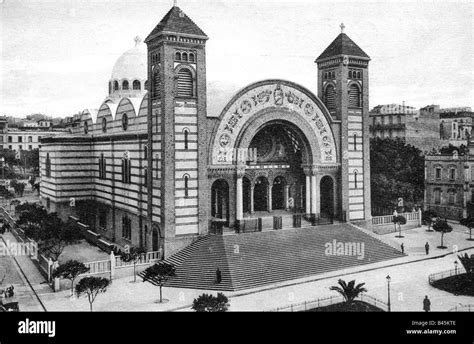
425, 242, 430, 255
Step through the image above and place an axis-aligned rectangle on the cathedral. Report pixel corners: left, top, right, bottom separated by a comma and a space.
40, 5, 372, 258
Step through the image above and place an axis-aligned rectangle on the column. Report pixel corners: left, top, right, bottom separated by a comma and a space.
236, 176, 243, 220
268, 184, 273, 212
250, 186, 255, 214
315, 176, 320, 217
311, 175, 317, 216
284, 184, 290, 210
305, 175, 311, 215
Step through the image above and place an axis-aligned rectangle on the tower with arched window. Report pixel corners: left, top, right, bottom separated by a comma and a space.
145, 5, 209, 255
316, 25, 371, 223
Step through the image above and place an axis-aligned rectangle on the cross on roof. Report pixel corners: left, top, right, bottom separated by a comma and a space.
134, 36, 142, 46
340, 23, 345, 33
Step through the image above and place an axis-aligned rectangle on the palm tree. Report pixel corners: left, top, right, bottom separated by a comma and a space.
329, 279, 368, 306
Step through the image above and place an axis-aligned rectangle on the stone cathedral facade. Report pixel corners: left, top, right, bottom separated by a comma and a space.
40, 5, 372, 258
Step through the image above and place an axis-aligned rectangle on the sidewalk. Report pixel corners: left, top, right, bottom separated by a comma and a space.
1, 232, 51, 311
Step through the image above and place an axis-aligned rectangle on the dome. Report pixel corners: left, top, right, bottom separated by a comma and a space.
111, 37, 147, 81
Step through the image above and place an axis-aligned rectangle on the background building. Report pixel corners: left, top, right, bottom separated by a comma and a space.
369, 104, 441, 152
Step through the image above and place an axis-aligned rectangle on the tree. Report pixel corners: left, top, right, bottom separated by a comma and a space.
457, 253, 474, 274
370, 138, 424, 210
41, 215, 83, 261
16, 202, 48, 228
142, 262, 176, 303
423, 210, 438, 232
192, 293, 230, 312
329, 279, 368, 306
75, 276, 110, 312
459, 216, 474, 241
393, 215, 407, 238
432, 219, 453, 249
10, 179, 26, 197
121, 247, 146, 283
52, 260, 90, 296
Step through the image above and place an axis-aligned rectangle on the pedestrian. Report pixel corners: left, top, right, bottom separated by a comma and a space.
425, 242, 430, 255
401, 243, 404, 254
423, 295, 431, 312
215, 267, 222, 284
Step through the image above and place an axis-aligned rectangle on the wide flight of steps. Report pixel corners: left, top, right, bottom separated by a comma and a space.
144, 223, 406, 291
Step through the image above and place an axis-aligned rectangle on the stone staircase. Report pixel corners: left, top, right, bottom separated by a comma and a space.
142, 223, 405, 291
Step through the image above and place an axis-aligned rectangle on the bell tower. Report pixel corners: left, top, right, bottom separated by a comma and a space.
315, 24, 372, 224
145, 6, 208, 257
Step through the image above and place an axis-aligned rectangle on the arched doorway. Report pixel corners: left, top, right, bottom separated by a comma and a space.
254, 176, 268, 212
211, 179, 229, 225
272, 176, 286, 210
320, 176, 334, 218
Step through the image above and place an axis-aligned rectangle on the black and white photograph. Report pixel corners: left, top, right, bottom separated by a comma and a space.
0, 0, 473, 341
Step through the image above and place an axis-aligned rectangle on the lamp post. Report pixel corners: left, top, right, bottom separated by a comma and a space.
454, 261, 458, 275
386, 275, 391, 312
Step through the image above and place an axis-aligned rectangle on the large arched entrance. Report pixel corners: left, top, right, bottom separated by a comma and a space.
211, 179, 229, 226
320, 176, 334, 218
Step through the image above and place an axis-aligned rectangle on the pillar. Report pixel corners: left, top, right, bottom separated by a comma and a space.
268, 184, 273, 212
311, 175, 317, 216
250, 186, 255, 214
284, 184, 290, 210
236, 176, 243, 220
305, 175, 311, 215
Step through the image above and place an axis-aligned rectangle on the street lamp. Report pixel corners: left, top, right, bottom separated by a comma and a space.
454, 261, 459, 275
386, 275, 391, 312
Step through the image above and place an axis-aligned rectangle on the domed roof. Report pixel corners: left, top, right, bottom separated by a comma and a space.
111, 37, 147, 81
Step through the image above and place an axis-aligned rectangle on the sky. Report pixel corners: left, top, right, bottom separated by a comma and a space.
0, 0, 473, 117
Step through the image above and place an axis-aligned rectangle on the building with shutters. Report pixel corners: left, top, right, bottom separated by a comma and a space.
40, 5, 373, 258
424, 142, 474, 220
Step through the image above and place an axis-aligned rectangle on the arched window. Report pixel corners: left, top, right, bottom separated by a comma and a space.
122, 154, 131, 183
108, 82, 112, 94
449, 167, 456, 180
331, 71, 335, 79
349, 71, 353, 78
133, 80, 141, 90
184, 174, 189, 198
182, 52, 188, 62
348, 83, 361, 107
45, 153, 51, 178
84, 121, 89, 134
144, 167, 148, 187
434, 189, 441, 204
183, 128, 189, 150
357, 71, 361, 79
153, 68, 160, 98
324, 84, 336, 111
353, 170, 359, 189
175, 52, 181, 61
122, 113, 128, 131
114, 80, 119, 91
98, 153, 106, 179
122, 80, 129, 90
102, 117, 107, 133
353, 133, 357, 151
144, 145, 148, 160
189, 53, 195, 63
176, 68, 193, 98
